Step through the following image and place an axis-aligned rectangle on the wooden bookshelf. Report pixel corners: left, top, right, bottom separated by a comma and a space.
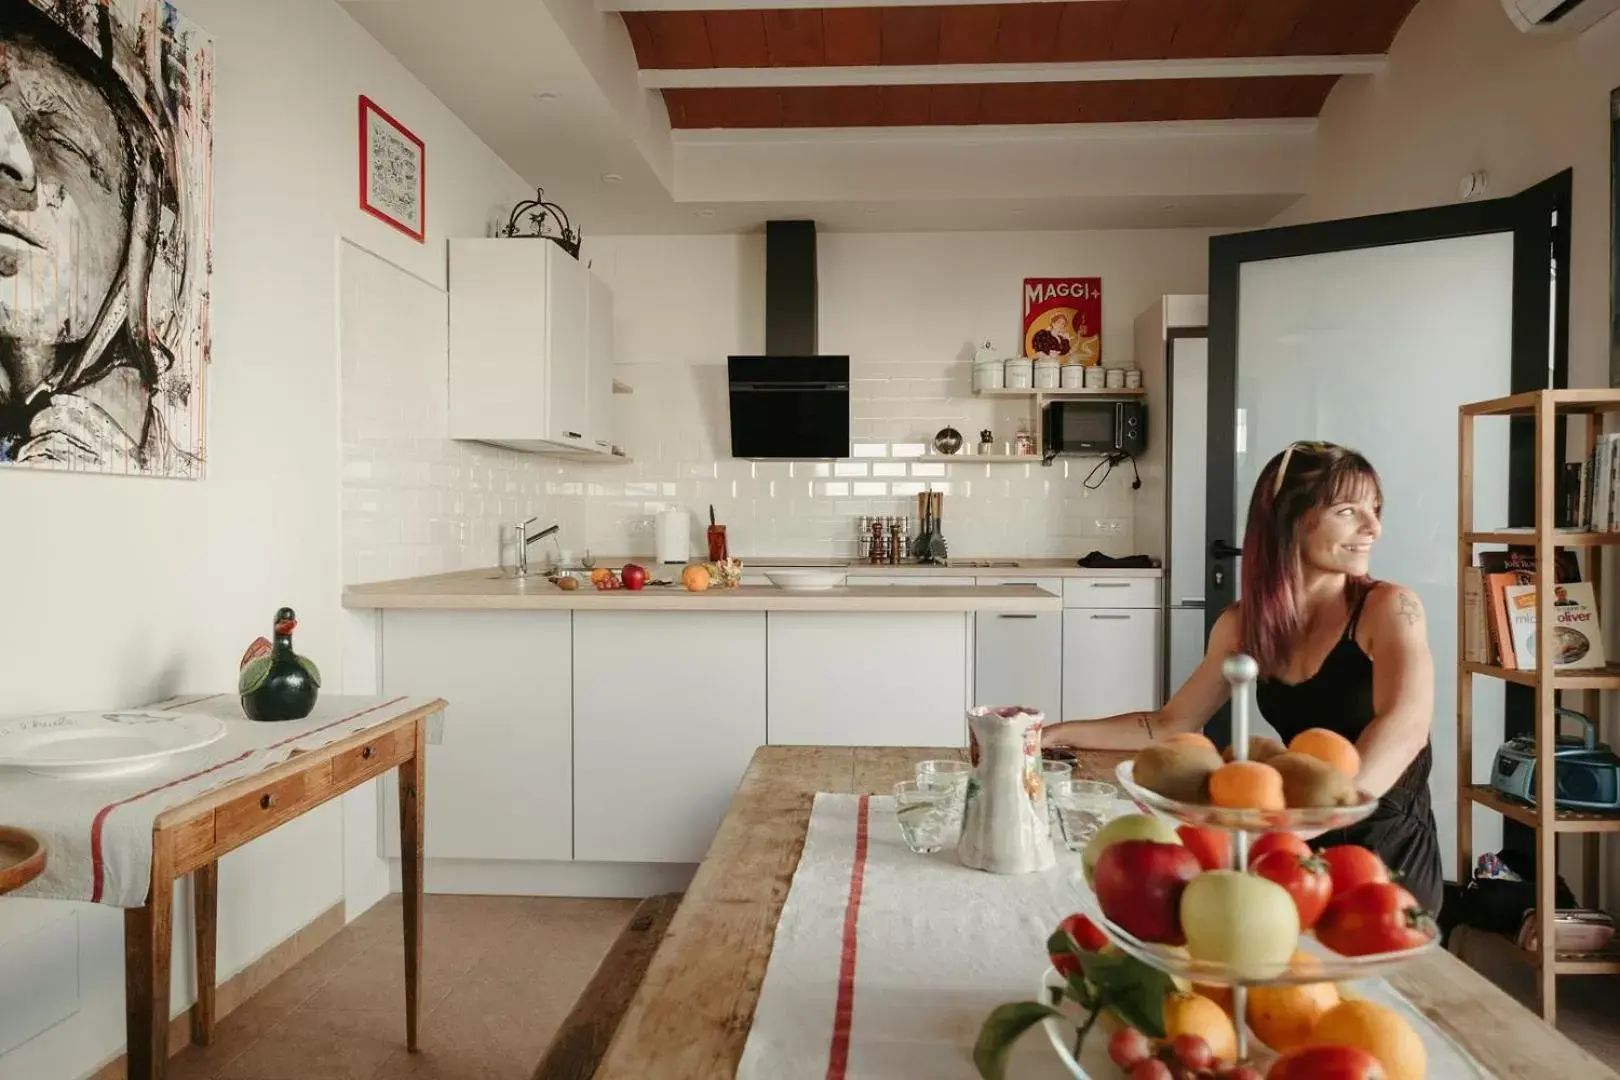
1457, 388, 1620, 1024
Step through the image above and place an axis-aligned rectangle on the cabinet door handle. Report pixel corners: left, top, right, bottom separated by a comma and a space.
595, 440, 609, 447
1089, 582, 1131, 589
565, 431, 583, 440
997, 613, 1039, 619
1000, 582, 1038, 587
1089, 613, 1131, 621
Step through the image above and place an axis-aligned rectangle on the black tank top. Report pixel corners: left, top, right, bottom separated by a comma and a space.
1251, 584, 1443, 913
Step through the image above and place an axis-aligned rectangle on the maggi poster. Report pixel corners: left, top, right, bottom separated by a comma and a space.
1022, 278, 1101, 365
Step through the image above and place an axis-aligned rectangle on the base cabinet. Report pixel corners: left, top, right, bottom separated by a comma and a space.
1062, 609, 1161, 720
380, 611, 573, 861
975, 610, 1063, 722
572, 612, 767, 863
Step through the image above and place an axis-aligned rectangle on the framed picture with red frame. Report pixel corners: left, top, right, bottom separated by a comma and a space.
359, 95, 425, 242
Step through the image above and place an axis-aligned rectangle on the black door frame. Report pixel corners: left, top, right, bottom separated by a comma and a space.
1202, 169, 1572, 760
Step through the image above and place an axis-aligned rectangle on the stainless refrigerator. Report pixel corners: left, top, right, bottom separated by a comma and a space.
1165, 332, 1210, 699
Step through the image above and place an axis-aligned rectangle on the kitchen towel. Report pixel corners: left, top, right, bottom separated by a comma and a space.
737, 793, 1489, 1080
0, 694, 437, 908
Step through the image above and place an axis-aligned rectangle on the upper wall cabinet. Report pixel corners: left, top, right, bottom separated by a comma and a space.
448, 239, 619, 457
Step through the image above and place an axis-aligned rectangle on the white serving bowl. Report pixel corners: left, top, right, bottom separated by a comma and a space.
765, 570, 847, 591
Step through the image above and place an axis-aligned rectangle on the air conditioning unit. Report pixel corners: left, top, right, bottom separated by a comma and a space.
1501, 0, 1620, 33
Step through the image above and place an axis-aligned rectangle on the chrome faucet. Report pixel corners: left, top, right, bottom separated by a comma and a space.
512, 518, 560, 576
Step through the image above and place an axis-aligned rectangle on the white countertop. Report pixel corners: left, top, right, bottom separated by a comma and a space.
586, 556, 1162, 578
343, 570, 1064, 612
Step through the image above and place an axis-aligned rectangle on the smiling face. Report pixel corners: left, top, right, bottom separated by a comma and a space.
1297, 477, 1382, 579
0, 27, 132, 396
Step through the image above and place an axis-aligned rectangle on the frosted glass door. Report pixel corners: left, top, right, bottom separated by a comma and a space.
1227, 234, 1516, 879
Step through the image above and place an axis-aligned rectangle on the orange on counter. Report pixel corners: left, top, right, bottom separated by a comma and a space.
1310, 999, 1427, 1080
682, 564, 712, 592
1208, 760, 1286, 811
1162, 991, 1239, 1064
1289, 728, 1362, 779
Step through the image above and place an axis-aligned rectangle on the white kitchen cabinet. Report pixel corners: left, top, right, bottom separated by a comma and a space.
1062, 608, 1161, 720
768, 613, 968, 746
1063, 577, 1161, 609
975, 610, 1063, 720
855, 576, 976, 587
586, 270, 614, 454
379, 611, 573, 861
448, 238, 592, 453
573, 612, 766, 863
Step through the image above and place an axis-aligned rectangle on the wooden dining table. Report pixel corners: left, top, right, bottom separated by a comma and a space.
592, 745, 1617, 1080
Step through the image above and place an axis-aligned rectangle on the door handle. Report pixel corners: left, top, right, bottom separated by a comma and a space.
997, 613, 1039, 620
1089, 614, 1131, 621
1089, 582, 1131, 589
1209, 540, 1243, 559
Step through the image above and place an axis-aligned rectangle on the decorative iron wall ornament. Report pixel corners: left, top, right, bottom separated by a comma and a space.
497, 188, 581, 259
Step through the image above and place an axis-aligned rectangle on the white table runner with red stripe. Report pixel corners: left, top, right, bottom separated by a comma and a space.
0, 694, 436, 908
738, 793, 1489, 1080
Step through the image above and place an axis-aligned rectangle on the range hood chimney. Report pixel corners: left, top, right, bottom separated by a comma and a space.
765, 220, 817, 356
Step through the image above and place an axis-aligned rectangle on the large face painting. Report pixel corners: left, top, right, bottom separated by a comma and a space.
0, 0, 212, 479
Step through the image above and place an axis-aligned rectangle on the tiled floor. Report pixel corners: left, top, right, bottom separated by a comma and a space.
168, 894, 637, 1080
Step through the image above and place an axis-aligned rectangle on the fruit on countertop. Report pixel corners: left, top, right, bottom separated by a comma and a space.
1134, 740, 1224, 803
1309, 999, 1426, 1080
1176, 824, 1231, 872
1315, 882, 1435, 957
1208, 760, 1286, 811
1250, 851, 1334, 930
1162, 991, 1238, 1063
1169, 1033, 1215, 1071
1222, 735, 1287, 764
1180, 871, 1300, 973
1129, 1060, 1171, 1080
1250, 831, 1312, 864
1245, 966, 1340, 1053
1266, 1044, 1388, 1080
1288, 727, 1362, 778
1268, 751, 1358, 808
1082, 813, 1182, 887
1050, 913, 1108, 977
682, 563, 712, 592
1319, 845, 1389, 895
1094, 840, 1202, 945
621, 563, 648, 590
555, 576, 580, 590
1107, 1027, 1156, 1070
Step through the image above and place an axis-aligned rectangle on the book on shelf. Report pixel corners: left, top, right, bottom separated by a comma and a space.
1570, 434, 1620, 531
1477, 550, 1581, 668
1462, 567, 1489, 664
1502, 582, 1606, 671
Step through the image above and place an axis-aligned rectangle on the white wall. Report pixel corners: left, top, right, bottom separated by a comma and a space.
1270, 0, 1620, 901
0, 1, 530, 1076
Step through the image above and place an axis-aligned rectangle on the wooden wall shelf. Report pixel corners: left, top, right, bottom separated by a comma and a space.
1464, 785, 1620, 834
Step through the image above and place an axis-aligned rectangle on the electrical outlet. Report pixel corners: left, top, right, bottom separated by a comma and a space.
1094, 518, 1126, 535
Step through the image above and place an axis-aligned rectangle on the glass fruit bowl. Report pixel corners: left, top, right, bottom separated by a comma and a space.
1071, 875, 1439, 987
1116, 760, 1380, 834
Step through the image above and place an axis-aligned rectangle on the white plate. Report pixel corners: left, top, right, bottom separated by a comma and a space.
0, 710, 228, 779
766, 570, 847, 591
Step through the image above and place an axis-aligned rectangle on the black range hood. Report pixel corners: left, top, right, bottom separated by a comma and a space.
727, 221, 851, 460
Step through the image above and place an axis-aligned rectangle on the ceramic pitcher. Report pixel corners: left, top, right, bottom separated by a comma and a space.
958, 706, 1055, 874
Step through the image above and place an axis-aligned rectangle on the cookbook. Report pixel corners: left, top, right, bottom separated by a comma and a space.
1503, 582, 1606, 670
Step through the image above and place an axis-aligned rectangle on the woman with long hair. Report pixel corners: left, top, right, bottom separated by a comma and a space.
1043, 441, 1443, 910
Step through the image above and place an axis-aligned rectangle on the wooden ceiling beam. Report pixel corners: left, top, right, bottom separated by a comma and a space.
640, 53, 1384, 89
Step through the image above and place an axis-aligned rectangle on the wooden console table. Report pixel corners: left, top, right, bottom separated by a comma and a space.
125, 699, 444, 1080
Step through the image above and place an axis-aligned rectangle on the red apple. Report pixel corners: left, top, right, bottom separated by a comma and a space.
1093, 840, 1201, 945
1265, 1045, 1387, 1080
1177, 824, 1231, 871
621, 563, 649, 590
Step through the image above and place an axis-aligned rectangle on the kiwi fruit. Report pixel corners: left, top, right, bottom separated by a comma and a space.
1222, 735, 1288, 764
1134, 741, 1223, 803
1268, 751, 1358, 808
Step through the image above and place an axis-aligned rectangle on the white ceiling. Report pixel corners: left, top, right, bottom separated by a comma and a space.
338, 0, 1310, 235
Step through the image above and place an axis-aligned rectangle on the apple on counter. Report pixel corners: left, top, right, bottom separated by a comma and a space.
621, 563, 648, 590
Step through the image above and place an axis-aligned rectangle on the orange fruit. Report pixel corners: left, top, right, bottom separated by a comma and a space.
1208, 760, 1286, 811
1162, 991, 1238, 1064
1161, 732, 1220, 756
1247, 979, 1340, 1053
1311, 999, 1427, 1080
682, 564, 712, 592
1193, 983, 1233, 1016
1289, 728, 1362, 779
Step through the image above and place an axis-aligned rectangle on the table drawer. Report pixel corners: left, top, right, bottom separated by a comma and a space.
331, 726, 414, 787
1063, 577, 1160, 610
213, 763, 334, 849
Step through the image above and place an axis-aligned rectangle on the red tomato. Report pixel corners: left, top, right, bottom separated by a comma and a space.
1266, 1045, 1387, 1079
1050, 913, 1109, 976
1315, 882, 1436, 957
1249, 832, 1311, 864
1177, 824, 1232, 871
1319, 844, 1389, 894
1250, 850, 1334, 929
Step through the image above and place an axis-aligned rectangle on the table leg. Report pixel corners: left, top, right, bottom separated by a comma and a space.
399, 717, 427, 1053
125, 835, 175, 1080
191, 862, 218, 1046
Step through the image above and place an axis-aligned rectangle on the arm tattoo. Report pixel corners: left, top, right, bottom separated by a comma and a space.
1135, 713, 1155, 739
1396, 592, 1422, 627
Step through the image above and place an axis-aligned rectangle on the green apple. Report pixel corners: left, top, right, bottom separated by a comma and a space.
1082, 812, 1182, 887
1180, 870, 1300, 977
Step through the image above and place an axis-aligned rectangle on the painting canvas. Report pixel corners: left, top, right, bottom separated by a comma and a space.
0, 0, 213, 479
360, 96, 424, 242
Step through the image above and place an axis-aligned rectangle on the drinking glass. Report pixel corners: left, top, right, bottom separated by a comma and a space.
1053, 779, 1118, 852
893, 780, 957, 854
1042, 760, 1074, 827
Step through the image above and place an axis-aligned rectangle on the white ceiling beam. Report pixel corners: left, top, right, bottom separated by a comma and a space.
604, 0, 1095, 10
640, 54, 1386, 90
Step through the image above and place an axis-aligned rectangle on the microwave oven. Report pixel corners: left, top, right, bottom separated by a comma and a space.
1043, 400, 1146, 456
